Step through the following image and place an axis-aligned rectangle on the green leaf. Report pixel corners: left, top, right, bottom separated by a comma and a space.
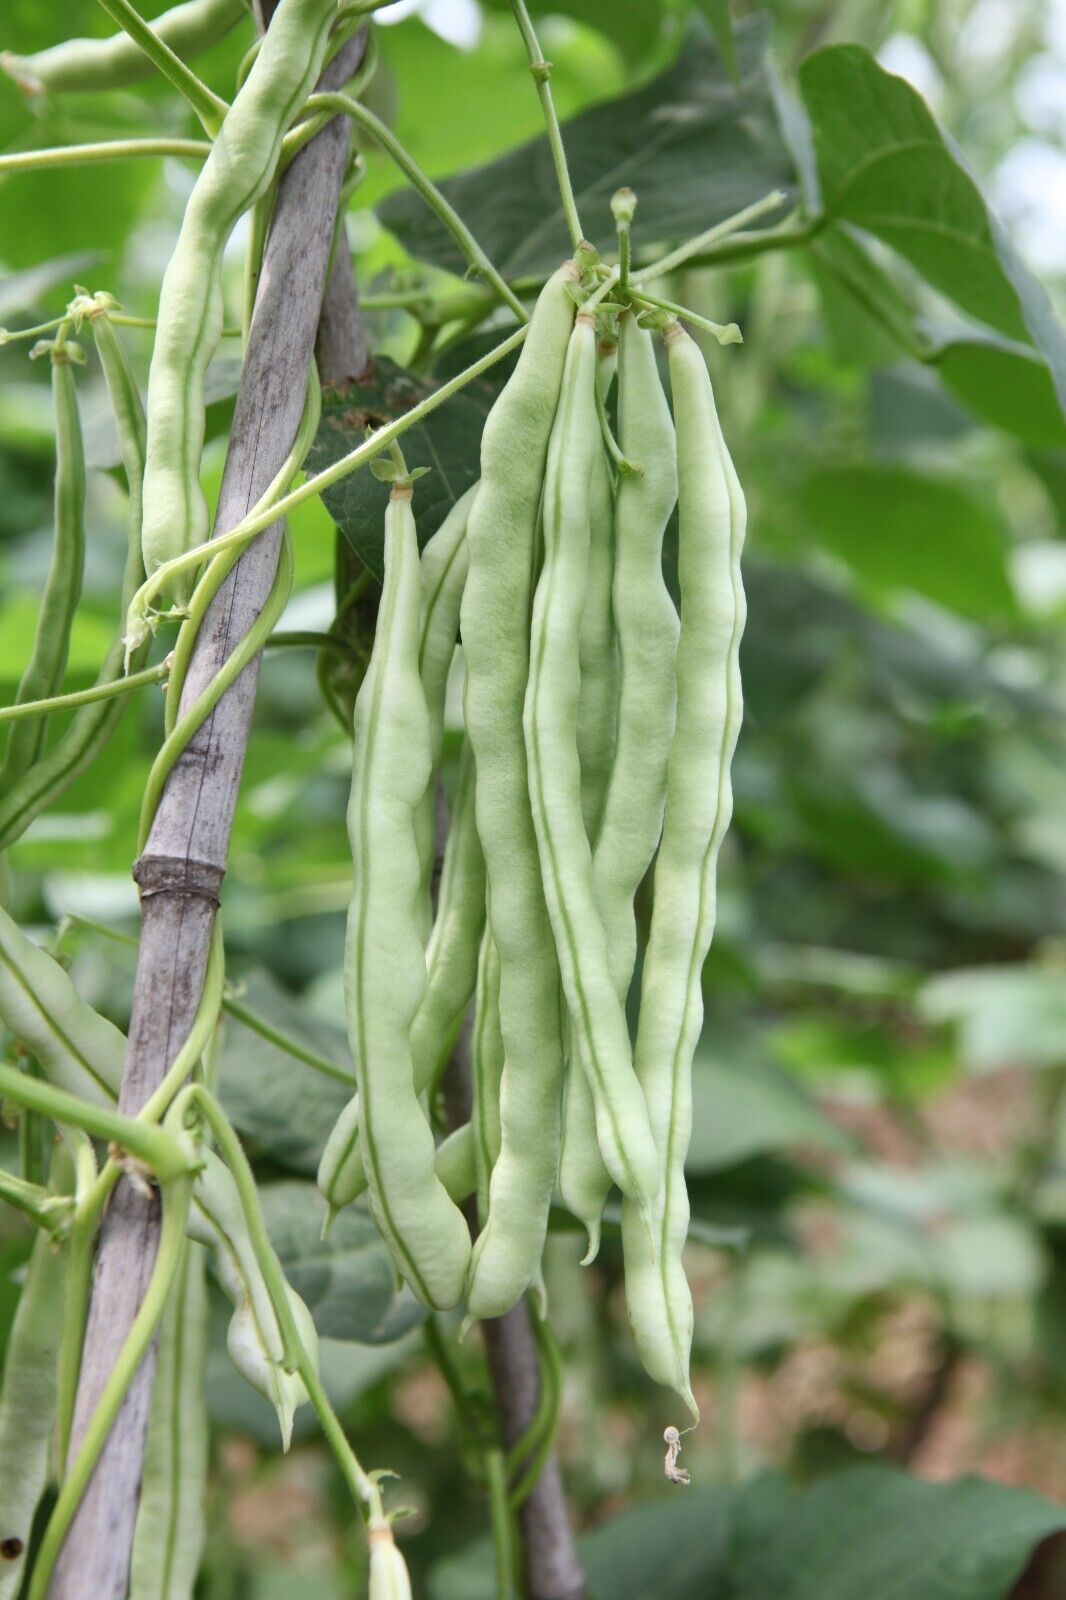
797, 463, 1017, 621
798, 44, 1066, 419
733, 1466, 1064, 1599
686, 1050, 849, 1173
258, 1181, 424, 1346
921, 963, 1066, 1072
934, 334, 1066, 448
217, 971, 352, 1177
377, 16, 795, 281
305, 355, 495, 578
480, 0, 666, 61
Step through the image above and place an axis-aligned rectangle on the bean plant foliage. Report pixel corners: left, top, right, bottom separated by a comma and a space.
1, 1, 1066, 1598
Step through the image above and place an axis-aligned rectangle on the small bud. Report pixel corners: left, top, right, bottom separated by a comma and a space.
611, 187, 637, 225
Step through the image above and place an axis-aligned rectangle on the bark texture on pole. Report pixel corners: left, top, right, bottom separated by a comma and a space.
445, 1023, 586, 1600
49, 27, 366, 1599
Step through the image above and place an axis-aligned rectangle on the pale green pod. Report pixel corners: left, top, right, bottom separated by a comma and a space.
0, 1230, 64, 1600
191, 1151, 318, 1449
0, 903, 124, 1106
524, 316, 660, 1216
130, 1243, 209, 1600
433, 1122, 476, 1206
414, 483, 478, 924
622, 323, 746, 1420
576, 378, 618, 844
2, 0, 247, 96
314, 736, 484, 1210
470, 918, 504, 1227
0, 311, 147, 851
331, 488, 471, 1309
368, 1521, 413, 1600
460, 264, 578, 1318
0, 344, 85, 788
140, 0, 336, 600
560, 313, 680, 1258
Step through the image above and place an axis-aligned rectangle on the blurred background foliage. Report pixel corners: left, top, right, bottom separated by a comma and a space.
2, 1, 1066, 1596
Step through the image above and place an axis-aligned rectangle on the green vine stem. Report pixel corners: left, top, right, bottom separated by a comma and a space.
292, 92, 528, 322
125, 324, 530, 639
166, 1083, 376, 1506
55, 1140, 103, 1468
0, 137, 210, 174
0, 1167, 73, 1235
630, 189, 788, 285
0, 1063, 192, 1182
95, 0, 228, 136
485, 1446, 517, 1600
508, 0, 583, 249
628, 287, 742, 345
29, 1173, 194, 1600
0, 659, 168, 725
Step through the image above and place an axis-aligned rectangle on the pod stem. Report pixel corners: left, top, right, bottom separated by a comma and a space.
508, 0, 583, 249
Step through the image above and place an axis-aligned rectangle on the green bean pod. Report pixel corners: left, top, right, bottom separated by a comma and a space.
190, 1150, 318, 1449
460, 263, 578, 1318
129, 1243, 209, 1600
560, 313, 680, 1257
2, 0, 247, 96
470, 917, 504, 1227
433, 1121, 476, 1207
0, 340, 85, 790
140, 0, 336, 600
0, 904, 124, 1106
576, 372, 618, 844
622, 323, 746, 1420
0, 310, 147, 851
524, 314, 660, 1217
324, 486, 471, 1309
0, 1228, 64, 1600
414, 483, 478, 925
319, 737, 485, 1209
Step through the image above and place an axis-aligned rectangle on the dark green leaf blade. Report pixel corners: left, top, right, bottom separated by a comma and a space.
377, 16, 796, 281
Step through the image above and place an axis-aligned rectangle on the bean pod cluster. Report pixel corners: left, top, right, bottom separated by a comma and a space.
320, 252, 748, 1420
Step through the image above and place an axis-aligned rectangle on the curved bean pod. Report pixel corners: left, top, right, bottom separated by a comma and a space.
0, 309, 147, 850
433, 1121, 476, 1207
470, 917, 504, 1227
129, 1243, 209, 1600
0, 339, 85, 789
0, 903, 124, 1106
0, 1228, 64, 1600
576, 366, 618, 843
414, 483, 477, 927
524, 314, 660, 1216
317, 739, 485, 1208
460, 263, 578, 1318
190, 1150, 318, 1449
561, 313, 680, 1257
2, 0, 247, 97
324, 485, 470, 1309
622, 322, 746, 1420
140, 0, 336, 600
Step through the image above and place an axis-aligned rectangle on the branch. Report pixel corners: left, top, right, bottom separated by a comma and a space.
47, 24, 369, 1598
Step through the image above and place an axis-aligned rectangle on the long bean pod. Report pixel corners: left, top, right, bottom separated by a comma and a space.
129, 1243, 209, 1600
322, 484, 471, 1309
140, 0, 336, 601
318, 737, 485, 1208
0, 903, 124, 1106
524, 314, 660, 1216
0, 307, 148, 850
0, 1227, 65, 1600
470, 917, 504, 1227
622, 322, 746, 1419
0, 337, 85, 790
460, 262, 577, 1318
414, 484, 477, 926
560, 312, 680, 1257
1, 0, 247, 97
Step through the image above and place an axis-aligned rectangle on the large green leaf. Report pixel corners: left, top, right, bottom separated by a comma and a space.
734, 1467, 1063, 1600
258, 1181, 424, 1346
921, 963, 1066, 1072
480, 0, 666, 61
377, 16, 795, 281
305, 353, 499, 577
686, 1050, 849, 1173
797, 463, 1017, 621
798, 45, 1066, 418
